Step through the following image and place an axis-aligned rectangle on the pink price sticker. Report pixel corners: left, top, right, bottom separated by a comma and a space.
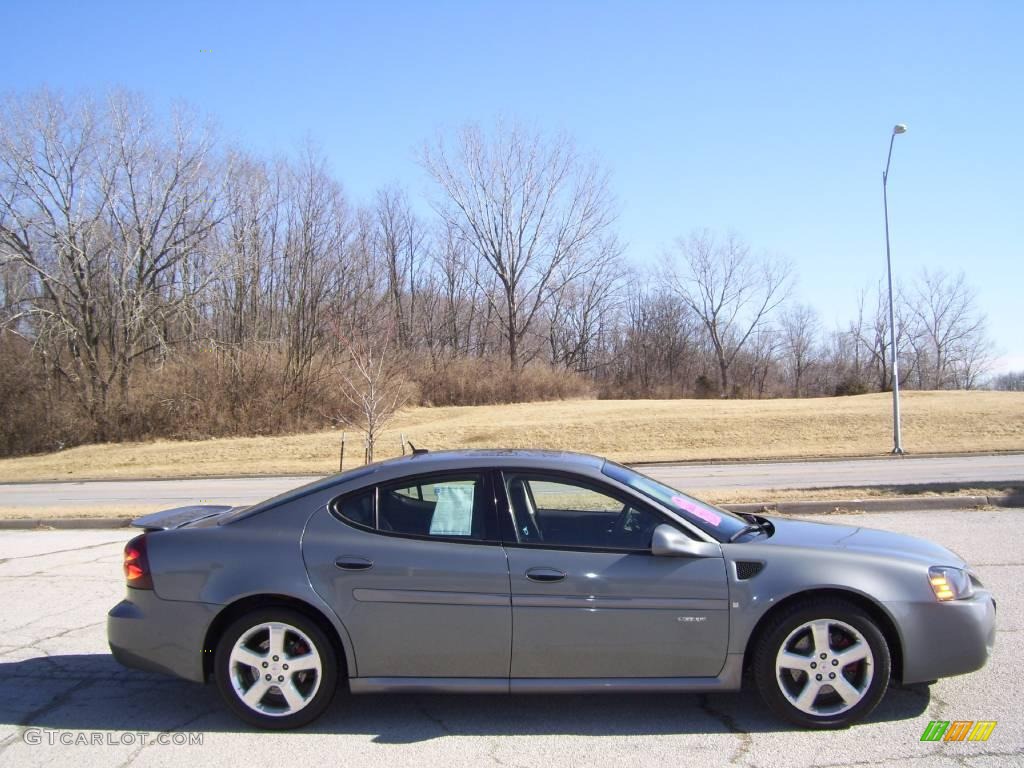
670, 495, 722, 527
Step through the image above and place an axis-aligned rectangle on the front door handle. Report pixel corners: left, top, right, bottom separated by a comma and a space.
526, 567, 566, 583
335, 556, 373, 571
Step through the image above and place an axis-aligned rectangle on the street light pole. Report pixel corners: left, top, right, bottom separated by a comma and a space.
882, 124, 907, 455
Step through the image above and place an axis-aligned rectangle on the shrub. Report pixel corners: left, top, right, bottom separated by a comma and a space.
413, 357, 593, 406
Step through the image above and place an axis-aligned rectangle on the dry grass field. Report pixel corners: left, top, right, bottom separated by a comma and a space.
0, 391, 1021, 483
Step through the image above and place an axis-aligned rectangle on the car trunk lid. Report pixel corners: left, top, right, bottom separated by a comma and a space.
130, 504, 236, 531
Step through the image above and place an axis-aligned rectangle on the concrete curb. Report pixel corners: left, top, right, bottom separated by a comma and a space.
0, 517, 133, 530
0, 493, 1021, 530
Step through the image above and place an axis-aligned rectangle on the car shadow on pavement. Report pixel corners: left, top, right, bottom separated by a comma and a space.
0, 654, 930, 742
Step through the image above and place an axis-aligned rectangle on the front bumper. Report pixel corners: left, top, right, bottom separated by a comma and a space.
107, 588, 220, 683
886, 589, 996, 685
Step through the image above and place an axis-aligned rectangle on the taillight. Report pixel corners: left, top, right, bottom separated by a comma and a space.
123, 534, 153, 589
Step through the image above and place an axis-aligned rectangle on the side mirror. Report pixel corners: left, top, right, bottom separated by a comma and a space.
651, 524, 721, 558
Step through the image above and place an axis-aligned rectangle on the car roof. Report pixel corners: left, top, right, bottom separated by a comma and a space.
394, 448, 605, 469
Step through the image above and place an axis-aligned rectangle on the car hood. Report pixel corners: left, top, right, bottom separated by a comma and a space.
759, 515, 966, 568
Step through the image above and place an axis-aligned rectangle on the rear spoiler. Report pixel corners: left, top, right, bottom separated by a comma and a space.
131, 505, 236, 531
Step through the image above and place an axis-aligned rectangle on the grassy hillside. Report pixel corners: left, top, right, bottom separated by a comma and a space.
1, 391, 1022, 482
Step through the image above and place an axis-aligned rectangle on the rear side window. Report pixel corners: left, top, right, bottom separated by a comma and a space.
331, 473, 496, 542
380, 476, 483, 538
335, 490, 374, 528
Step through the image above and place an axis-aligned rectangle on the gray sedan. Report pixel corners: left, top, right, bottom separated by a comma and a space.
107, 449, 995, 730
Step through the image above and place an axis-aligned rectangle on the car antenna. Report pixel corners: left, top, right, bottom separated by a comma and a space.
407, 441, 429, 456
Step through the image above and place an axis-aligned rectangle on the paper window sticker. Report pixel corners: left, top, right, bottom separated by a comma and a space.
670, 494, 722, 526
429, 484, 475, 536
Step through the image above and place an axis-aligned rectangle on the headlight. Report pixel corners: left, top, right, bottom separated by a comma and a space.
929, 566, 975, 601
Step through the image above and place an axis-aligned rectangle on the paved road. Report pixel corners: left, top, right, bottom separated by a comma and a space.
1, 454, 1022, 510
648, 453, 1024, 490
0, 508, 1019, 768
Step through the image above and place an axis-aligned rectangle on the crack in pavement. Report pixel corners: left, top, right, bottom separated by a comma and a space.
409, 698, 538, 768
114, 705, 221, 768
0, 677, 97, 758
814, 747, 1024, 768
698, 694, 753, 766
410, 696, 455, 736
0, 539, 127, 565
0, 552, 125, 581
926, 688, 952, 722
1, 620, 106, 657
2, 601, 110, 634
0, 575, 115, 583
0, 731, 22, 757
970, 561, 1024, 567
954, 753, 1024, 768
16, 678, 95, 728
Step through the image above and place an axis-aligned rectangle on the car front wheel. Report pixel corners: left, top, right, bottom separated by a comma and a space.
753, 599, 891, 728
214, 608, 338, 729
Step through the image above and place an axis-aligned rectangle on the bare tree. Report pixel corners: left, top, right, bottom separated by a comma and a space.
213, 152, 283, 346
664, 230, 791, 397
850, 281, 916, 392
431, 222, 481, 359
780, 303, 820, 397
374, 186, 425, 349
422, 121, 617, 376
992, 370, 1024, 392
742, 324, 781, 398
906, 269, 991, 389
0, 90, 223, 435
331, 323, 413, 463
818, 326, 866, 396
546, 237, 624, 373
8, 87, 1014, 460
604, 280, 704, 397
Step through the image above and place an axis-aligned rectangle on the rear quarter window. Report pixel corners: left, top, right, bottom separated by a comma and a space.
334, 490, 374, 528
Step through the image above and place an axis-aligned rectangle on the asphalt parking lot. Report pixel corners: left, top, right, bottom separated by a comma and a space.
0, 508, 1020, 768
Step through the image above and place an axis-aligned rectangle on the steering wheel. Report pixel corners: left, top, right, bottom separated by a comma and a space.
606, 503, 634, 544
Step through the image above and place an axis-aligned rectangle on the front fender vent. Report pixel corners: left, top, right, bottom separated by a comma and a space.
735, 561, 765, 581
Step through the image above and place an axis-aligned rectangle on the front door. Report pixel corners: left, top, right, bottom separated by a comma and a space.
303, 471, 511, 679
500, 471, 729, 679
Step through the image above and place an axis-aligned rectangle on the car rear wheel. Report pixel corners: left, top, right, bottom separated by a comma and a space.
753, 599, 891, 728
214, 608, 338, 729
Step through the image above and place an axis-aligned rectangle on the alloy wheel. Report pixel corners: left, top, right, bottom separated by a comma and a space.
774, 618, 874, 716
228, 621, 323, 717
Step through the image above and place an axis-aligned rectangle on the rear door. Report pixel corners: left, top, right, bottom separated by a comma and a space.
500, 471, 729, 679
303, 470, 512, 679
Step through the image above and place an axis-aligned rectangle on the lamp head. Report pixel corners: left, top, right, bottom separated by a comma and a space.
893, 124, 908, 135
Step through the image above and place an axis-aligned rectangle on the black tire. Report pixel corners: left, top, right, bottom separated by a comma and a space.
753, 599, 891, 729
214, 608, 338, 729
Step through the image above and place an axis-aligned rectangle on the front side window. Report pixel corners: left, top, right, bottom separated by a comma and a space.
601, 461, 748, 541
503, 473, 663, 551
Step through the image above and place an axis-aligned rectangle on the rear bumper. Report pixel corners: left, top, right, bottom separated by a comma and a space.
107, 588, 220, 683
885, 590, 996, 685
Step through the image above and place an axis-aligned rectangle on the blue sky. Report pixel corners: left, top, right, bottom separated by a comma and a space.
3, 1, 1021, 371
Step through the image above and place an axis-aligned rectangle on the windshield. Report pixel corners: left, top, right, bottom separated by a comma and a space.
601, 461, 749, 541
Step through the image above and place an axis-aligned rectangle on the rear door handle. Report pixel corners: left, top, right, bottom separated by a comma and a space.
335, 557, 373, 571
526, 567, 566, 583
